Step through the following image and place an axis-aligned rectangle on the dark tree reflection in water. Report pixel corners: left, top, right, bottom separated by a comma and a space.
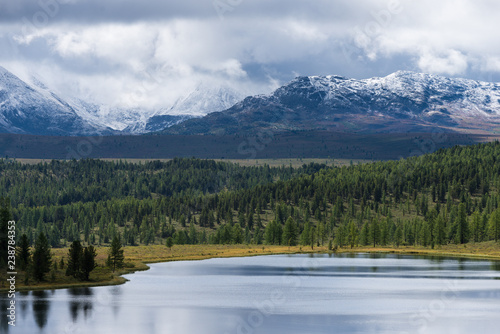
68, 288, 94, 322
32, 290, 50, 330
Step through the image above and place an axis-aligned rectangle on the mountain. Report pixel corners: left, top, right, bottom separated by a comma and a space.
69, 82, 244, 134
141, 83, 245, 133
0, 67, 114, 136
165, 71, 500, 135
0, 66, 246, 135
165, 83, 245, 117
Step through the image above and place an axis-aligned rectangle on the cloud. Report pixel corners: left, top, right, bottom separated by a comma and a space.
417, 49, 468, 76
0, 0, 499, 112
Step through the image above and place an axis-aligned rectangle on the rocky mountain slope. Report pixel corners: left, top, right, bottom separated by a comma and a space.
0, 66, 113, 135
166, 71, 500, 135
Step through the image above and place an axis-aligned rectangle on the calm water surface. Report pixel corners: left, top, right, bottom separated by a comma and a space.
3, 253, 500, 334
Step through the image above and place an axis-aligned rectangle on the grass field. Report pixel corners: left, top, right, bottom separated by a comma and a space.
2, 242, 500, 292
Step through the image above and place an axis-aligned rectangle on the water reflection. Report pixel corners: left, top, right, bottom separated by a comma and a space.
68, 288, 93, 322
490, 261, 500, 272
1, 294, 10, 333
9, 254, 500, 334
109, 286, 122, 318
32, 290, 50, 330
19, 291, 29, 319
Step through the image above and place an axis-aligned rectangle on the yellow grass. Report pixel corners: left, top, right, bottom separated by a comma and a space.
2, 242, 500, 292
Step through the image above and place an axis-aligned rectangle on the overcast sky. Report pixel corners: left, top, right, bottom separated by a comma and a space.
1, 0, 500, 110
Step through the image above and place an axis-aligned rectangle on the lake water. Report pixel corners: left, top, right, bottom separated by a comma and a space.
3, 253, 500, 334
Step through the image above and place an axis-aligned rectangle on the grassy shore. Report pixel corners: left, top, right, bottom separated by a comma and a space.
2, 241, 500, 292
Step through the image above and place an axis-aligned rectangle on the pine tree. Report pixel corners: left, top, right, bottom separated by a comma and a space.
282, 217, 298, 246
470, 211, 481, 243
299, 222, 311, 246
394, 222, 402, 248
232, 223, 243, 244
80, 246, 97, 281
347, 221, 359, 249
189, 222, 198, 244
32, 232, 52, 281
264, 220, 282, 245
0, 197, 11, 269
455, 203, 469, 244
370, 219, 380, 247
66, 240, 83, 278
489, 208, 500, 242
310, 226, 315, 250
17, 234, 31, 271
108, 235, 124, 272
434, 215, 446, 246
166, 237, 174, 249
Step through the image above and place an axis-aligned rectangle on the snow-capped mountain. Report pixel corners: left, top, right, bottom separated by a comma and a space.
164, 83, 245, 117
0, 66, 114, 135
4, 66, 500, 137
166, 71, 500, 135
122, 84, 244, 133
0, 66, 247, 135
140, 83, 245, 133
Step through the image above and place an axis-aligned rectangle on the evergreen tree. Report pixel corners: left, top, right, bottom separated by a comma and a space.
189, 222, 198, 244
300, 222, 311, 246
66, 240, 83, 278
470, 211, 481, 243
80, 246, 97, 281
394, 222, 402, 248
0, 197, 11, 269
282, 217, 298, 246
334, 223, 345, 248
166, 237, 174, 249
232, 223, 243, 244
434, 215, 446, 246
360, 222, 370, 246
347, 221, 359, 249
32, 232, 52, 281
455, 203, 469, 244
310, 226, 316, 250
370, 219, 380, 247
264, 220, 282, 245
17, 233, 31, 271
489, 208, 500, 242
108, 235, 124, 272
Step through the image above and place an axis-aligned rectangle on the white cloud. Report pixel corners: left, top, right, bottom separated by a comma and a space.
482, 57, 500, 73
1, 0, 500, 114
417, 49, 468, 76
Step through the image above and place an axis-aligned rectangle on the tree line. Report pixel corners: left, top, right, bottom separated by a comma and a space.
2, 142, 500, 253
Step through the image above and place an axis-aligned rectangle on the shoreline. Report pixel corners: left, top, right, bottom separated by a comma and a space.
2, 242, 500, 292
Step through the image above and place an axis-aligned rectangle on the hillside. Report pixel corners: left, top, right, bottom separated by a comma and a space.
3, 141, 500, 250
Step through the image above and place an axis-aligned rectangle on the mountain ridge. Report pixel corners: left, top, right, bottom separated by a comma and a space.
165, 71, 500, 135
0, 66, 115, 136
0, 66, 245, 135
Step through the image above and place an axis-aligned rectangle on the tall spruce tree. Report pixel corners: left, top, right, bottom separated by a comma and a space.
66, 240, 83, 278
17, 233, 31, 271
108, 235, 124, 272
80, 246, 97, 281
0, 197, 11, 269
32, 232, 52, 281
282, 217, 298, 246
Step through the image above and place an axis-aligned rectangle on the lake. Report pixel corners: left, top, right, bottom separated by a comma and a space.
3, 253, 500, 334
